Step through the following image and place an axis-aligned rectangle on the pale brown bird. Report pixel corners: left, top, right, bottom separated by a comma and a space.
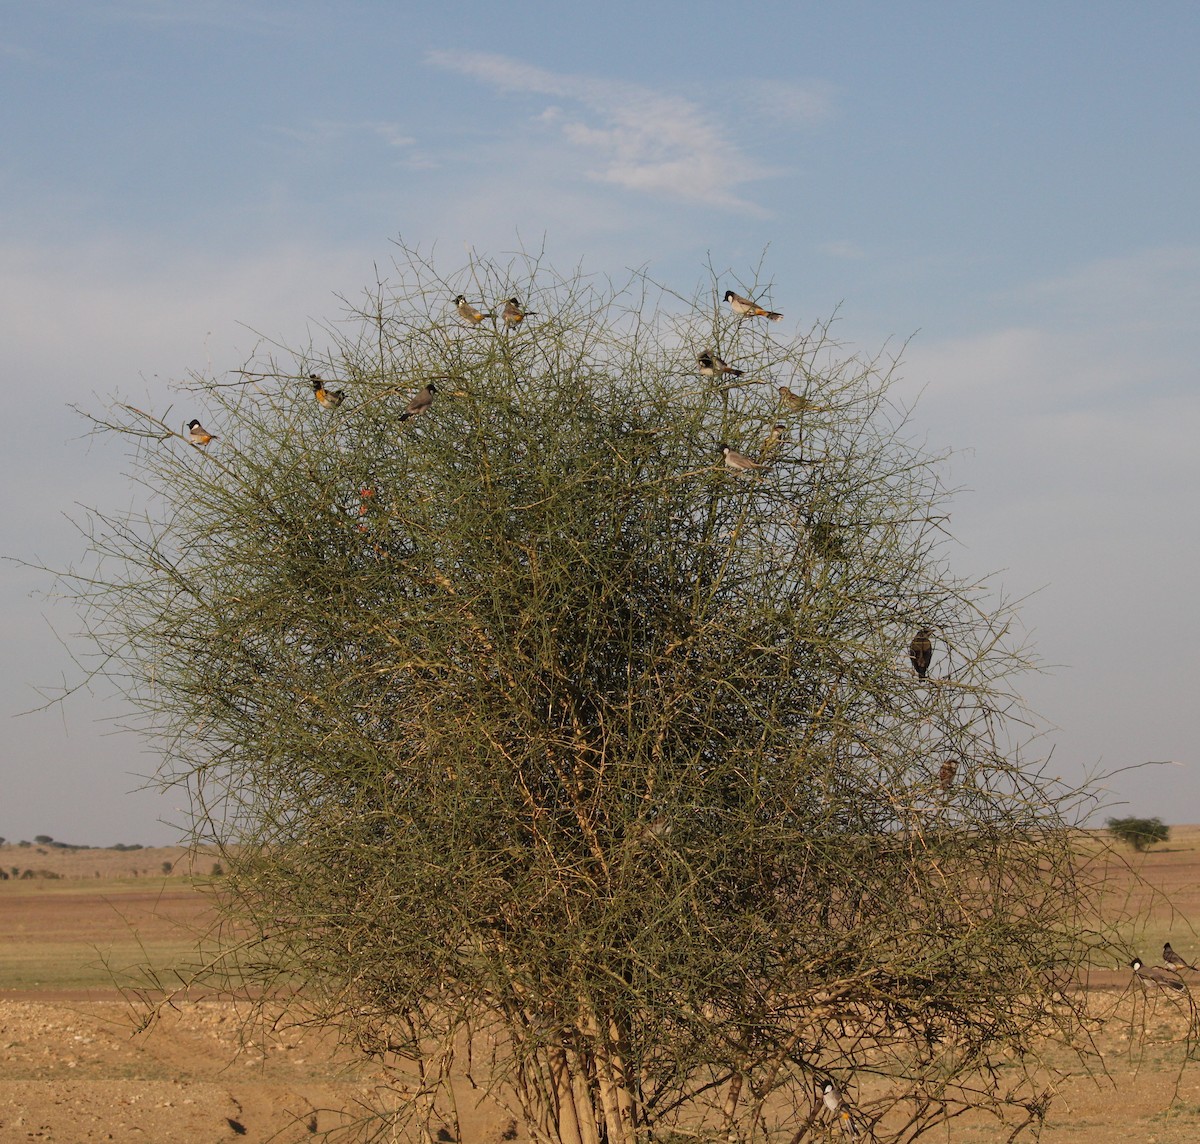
724, 289, 782, 321
697, 350, 744, 378
454, 295, 492, 324
778, 386, 826, 413
185, 419, 215, 446
310, 373, 344, 410
909, 629, 933, 679
718, 443, 765, 472
400, 383, 438, 421
938, 759, 958, 792
1132, 957, 1187, 993
501, 297, 535, 327
762, 422, 787, 456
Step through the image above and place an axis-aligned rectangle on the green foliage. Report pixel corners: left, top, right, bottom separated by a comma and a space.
1106, 815, 1170, 852
63, 249, 1109, 1144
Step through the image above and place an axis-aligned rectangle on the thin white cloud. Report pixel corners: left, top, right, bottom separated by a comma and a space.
745, 78, 835, 124
426, 49, 810, 214
271, 119, 438, 172
1021, 245, 1200, 339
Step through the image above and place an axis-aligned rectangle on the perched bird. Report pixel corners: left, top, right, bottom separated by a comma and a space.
938, 759, 958, 793
501, 297, 535, 327
310, 373, 345, 410
454, 295, 492, 324
1164, 943, 1197, 971
1131, 957, 1187, 993
697, 350, 744, 379
718, 443, 765, 473
724, 289, 782, 321
821, 1080, 858, 1139
778, 386, 826, 413
909, 629, 934, 679
185, 419, 215, 446
399, 382, 438, 421
762, 422, 787, 457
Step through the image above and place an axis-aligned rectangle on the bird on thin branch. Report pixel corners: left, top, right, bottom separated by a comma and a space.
909, 629, 934, 679
310, 374, 345, 410
724, 289, 782, 321
1131, 957, 1187, 993
1164, 943, 1197, 971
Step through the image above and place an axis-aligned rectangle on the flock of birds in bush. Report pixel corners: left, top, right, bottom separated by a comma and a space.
182, 285, 942, 711
174, 285, 1193, 1132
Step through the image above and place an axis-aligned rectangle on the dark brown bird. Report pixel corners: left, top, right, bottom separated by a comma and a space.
399, 383, 437, 421
724, 289, 782, 321
938, 759, 957, 792
1132, 957, 1187, 993
185, 419, 215, 446
310, 373, 344, 410
697, 350, 744, 378
1164, 943, 1197, 971
778, 386, 826, 413
909, 629, 933, 679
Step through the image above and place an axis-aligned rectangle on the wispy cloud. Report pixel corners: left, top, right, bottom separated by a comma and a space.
271, 119, 438, 171
745, 78, 835, 125
426, 49, 823, 214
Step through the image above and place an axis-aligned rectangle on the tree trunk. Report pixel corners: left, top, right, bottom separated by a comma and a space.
548, 1044, 588, 1144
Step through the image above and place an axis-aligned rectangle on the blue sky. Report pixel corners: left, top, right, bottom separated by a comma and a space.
3, 1, 1198, 844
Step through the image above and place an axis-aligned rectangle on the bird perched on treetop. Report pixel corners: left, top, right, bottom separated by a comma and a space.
718, 443, 765, 473
909, 629, 933, 679
454, 295, 492, 324
778, 386, 826, 413
310, 373, 344, 410
1164, 943, 1197, 971
725, 289, 782, 321
697, 350, 744, 378
938, 759, 958, 792
1132, 957, 1187, 993
501, 297, 535, 327
399, 383, 438, 421
185, 419, 215, 446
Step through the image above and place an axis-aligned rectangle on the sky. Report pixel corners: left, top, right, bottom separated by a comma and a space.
2, 1, 1197, 845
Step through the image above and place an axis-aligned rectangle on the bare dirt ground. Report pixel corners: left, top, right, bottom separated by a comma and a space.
2, 836, 1200, 1142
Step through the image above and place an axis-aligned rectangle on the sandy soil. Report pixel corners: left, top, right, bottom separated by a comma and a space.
1, 833, 1199, 1142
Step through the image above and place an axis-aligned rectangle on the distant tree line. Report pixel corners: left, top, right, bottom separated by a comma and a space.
0, 837, 147, 851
